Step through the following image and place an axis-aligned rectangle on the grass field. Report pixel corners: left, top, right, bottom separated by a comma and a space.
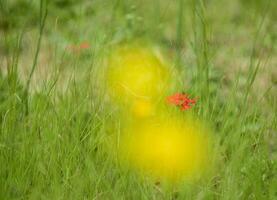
0, 0, 276, 199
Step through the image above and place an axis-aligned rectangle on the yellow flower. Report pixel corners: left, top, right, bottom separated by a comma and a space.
119, 116, 212, 182
132, 99, 154, 118
106, 45, 172, 106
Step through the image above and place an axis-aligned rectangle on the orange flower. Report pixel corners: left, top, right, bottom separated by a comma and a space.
79, 42, 90, 49
167, 93, 196, 110
66, 42, 90, 53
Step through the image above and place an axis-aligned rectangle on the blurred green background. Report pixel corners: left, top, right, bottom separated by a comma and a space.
0, 0, 276, 199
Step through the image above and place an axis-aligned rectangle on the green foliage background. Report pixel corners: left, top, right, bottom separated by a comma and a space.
0, 0, 276, 199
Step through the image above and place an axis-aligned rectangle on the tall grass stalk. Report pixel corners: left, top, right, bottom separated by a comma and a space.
176, 0, 184, 67
192, 0, 211, 113
23, 0, 48, 115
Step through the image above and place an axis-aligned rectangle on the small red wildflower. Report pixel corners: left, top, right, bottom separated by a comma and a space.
66, 41, 90, 53
79, 42, 90, 49
167, 93, 197, 110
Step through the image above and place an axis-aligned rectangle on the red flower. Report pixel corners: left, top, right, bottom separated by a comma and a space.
167, 93, 196, 110
79, 42, 90, 49
66, 42, 90, 53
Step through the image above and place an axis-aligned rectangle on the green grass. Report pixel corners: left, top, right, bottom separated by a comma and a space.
0, 0, 276, 199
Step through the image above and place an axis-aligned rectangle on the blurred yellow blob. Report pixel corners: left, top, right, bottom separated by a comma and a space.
104, 43, 215, 183
132, 99, 154, 117
106, 45, 172, 110
119, 117, 211, 182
